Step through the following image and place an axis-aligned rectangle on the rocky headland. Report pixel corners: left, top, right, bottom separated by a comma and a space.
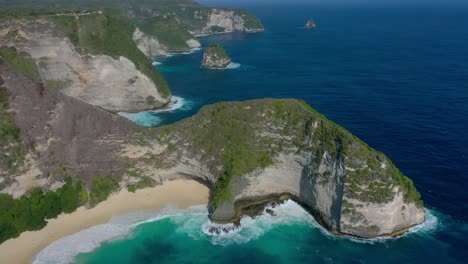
0, 49, 424, 240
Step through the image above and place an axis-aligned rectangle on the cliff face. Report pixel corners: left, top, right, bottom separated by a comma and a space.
201, 43, 231, 69
0, 55, 424, 238
201, 9, 264, 34
0, 14, 170, 113
153, 100, 425, 238
127, 6, 263, 55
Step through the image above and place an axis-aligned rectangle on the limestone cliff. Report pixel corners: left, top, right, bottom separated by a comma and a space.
201, 43, 231, 69
153, 100, 425, 238
0, 14, 171, 113
127, 5, 264, 36
200, 8, 264, 34
132, 27, 168, 57
126, 5, 263, 55
0, 54, 424, 239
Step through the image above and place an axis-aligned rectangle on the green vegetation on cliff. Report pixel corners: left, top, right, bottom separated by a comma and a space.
158, 99, 423, 211
89, 176, 119, 206
296, 100, 423, 207
0, 178, 87, 243
0, 86, 19, 147
205, 43, 230, 60
0, 0, 264, 54
0, 79, 24, 175
234, 9, 264, 30
159, 102, 277, 209
0, 46, 38, 80
139, 17, 194, 51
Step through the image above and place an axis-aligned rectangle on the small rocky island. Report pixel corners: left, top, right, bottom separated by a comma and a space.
201, 43, 232, 69
305, 19, 316, 28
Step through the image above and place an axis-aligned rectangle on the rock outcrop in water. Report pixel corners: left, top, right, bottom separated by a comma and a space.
201, 43, 232, 69
305, 19, 316, 28
0, 49, 425, 239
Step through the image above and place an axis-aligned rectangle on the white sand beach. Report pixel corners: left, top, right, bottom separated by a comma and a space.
0, 180, 209, 264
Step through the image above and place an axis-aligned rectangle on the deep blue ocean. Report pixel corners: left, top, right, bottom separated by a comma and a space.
70, 3, 468, 263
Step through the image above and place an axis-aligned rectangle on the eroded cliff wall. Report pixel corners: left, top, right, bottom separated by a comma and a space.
0, 14, 170, 113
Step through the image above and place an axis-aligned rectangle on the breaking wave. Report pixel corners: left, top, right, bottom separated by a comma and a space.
34, 200, 442, 263
193, 200, 315, 245
166, 47, 202, 57
33, 205, 208, 264
226, 62, 241, 69
192, 202, 441, 246
204, 62, 242, 70
118, 96, 193, 127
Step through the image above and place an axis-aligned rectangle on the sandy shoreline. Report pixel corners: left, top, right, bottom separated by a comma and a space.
0, 180, 209, 264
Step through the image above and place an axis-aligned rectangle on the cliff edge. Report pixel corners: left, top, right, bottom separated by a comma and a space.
0, 13, 171, 113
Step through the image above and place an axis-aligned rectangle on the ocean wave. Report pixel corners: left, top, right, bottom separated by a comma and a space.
187, 200, 315, 245
226, 62, 241, 69
166, 48, 202, 57
34, 200, 444, 263
118, 112, 162, 127
302, 207, 441, 245
152, 61, 162, 66
205, 62, 242, 70
149, 96, 190, 114
190, 201, 441, 246
33, 205, 208, 264
118, 96, 193, 127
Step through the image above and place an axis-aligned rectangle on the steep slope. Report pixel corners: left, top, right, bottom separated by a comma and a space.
0, 13, 171, 112
0, 1, 264, 57
127, 4, 264, 55
152, 99, 425, 238
0, 56, 424, 241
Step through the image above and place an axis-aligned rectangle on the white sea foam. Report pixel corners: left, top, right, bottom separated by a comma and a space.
226, 62, 241, 69
118, 111, 162, 127
33, 205, 208, 264
149, 96, 188, 114
118, 96, 193, 127
205, 62, 242, 70
407, 208, 439, 235
192, 202, 441, 246
190, 200, 315, 245
166, 47, 202, 57
322, 208, 441, 245
152, 61, 162, 66
33, 201, 443, 264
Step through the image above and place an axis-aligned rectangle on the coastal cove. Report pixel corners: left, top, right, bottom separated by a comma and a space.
0, 1, 467, 264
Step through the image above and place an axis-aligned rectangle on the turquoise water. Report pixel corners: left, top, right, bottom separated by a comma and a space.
73, 202, 463, 264
43, 2, 468, 263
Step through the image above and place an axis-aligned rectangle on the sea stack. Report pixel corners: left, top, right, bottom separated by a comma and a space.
305, 19, 316, 28
201, 43, 232, 69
